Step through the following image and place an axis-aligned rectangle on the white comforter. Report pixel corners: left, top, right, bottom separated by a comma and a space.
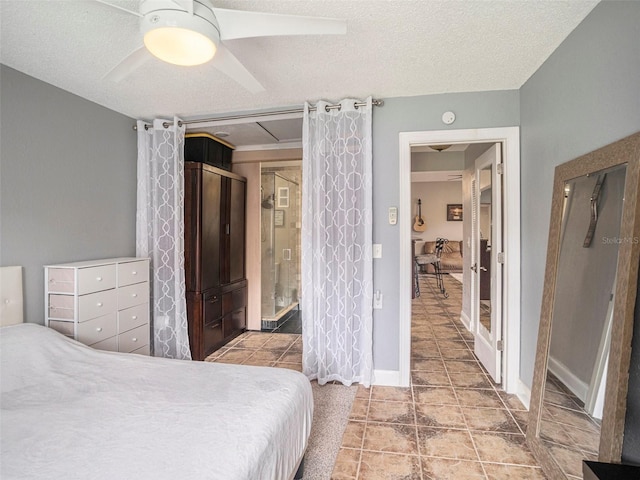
0, 324, 313, 480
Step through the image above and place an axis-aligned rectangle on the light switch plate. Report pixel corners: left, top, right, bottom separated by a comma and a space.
373, 244, 382, 258
373, 291, 383, 309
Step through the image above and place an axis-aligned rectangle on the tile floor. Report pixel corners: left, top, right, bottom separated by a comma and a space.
206, 274, 548, 479
539, 373, 599, 478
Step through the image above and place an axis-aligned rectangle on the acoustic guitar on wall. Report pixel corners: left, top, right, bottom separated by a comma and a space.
413, 199, 427, 232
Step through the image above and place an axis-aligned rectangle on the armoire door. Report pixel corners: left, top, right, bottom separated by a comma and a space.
228, 177, 246, 284
201, 168, 222, 291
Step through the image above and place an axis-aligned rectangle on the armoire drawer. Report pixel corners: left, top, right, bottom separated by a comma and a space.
78, 289, 117, 322
117, 260, 149, 287
223, 308, 246, 339
222, 287, 247, 315
203, 320, 224, 354
77, 313, 117, 345
117, 282, 148, 310
204, 291, 222, 323
77, 265, 116, 294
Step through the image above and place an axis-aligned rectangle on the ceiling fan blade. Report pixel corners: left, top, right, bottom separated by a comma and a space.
94, 0, 142, 17
211, 7, 347, 41
103, 46, 151, 82
166, 0, 193, 14
212, 44, 265, 93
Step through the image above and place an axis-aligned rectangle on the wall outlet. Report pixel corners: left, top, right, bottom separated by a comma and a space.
389, 207, 398, 225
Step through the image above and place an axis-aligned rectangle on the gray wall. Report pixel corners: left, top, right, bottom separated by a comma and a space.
519, 0, 640, 387
372, 90, 520, 370
0, 65, 137, 324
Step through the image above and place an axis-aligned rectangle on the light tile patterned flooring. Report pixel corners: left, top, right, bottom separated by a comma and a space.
206, 275, 548, 480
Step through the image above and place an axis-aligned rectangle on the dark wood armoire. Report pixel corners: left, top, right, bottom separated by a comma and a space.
184, 161, 247, 360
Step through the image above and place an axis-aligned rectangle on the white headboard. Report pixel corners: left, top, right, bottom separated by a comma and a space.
0, 266, 24, 327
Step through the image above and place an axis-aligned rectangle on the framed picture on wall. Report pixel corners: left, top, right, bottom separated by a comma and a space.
447, 204, 463, 221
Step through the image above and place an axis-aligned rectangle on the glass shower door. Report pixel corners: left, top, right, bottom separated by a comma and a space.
261, 171, 300, 323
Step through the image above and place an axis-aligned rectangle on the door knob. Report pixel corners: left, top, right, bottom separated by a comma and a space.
479, 266, 488, 272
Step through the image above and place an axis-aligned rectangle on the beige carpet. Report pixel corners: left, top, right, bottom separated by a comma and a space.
303, 382, 357, 480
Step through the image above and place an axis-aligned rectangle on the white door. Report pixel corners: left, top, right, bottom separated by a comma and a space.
472, 144, 503, 383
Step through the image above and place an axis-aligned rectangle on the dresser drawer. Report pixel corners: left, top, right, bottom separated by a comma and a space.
77, 265, 116, 294
117, 282, 148, 310
118, 324, 149, 353
78, 289, 117, 322
47, 268, 75, 294
48, 294, 75, 320
90, 335, 118, 352
117, 260, 149, 287
77, 312, 117, 345
118, 303, 149, 333
130, 344, 150, 356
48, 320, 75, 337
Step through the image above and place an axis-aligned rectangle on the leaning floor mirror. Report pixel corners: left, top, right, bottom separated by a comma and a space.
527, 131, 640, 479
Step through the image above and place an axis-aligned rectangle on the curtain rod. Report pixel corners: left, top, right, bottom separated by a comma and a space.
133, 99, 384, 131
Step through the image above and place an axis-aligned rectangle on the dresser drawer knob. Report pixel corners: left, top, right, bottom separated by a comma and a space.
132, 293, 138, 298
96, 327, 102, 332
132, 315, 137, 320
132, 337, 138, 342
97, 302, 103, 307
96, 277, 102, 281
132, 271, 137, 275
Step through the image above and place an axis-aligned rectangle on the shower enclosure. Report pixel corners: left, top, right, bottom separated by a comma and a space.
261, 170, 301, 328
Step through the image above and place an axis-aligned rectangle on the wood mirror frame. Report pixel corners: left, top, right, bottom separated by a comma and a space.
526, 131, 640, 479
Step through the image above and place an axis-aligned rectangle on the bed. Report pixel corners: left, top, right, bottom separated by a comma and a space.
0, 266, 313, 480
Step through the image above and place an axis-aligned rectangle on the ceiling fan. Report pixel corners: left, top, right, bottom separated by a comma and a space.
96, 0, 347, 92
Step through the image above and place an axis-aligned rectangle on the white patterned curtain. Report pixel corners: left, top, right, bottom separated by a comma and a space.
301, 97, 373, 387
136, 118, 191, 360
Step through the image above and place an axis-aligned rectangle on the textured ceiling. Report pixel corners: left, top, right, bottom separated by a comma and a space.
1, 0, 599, 124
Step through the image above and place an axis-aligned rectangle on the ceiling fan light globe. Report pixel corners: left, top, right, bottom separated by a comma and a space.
144, 27, 217, 66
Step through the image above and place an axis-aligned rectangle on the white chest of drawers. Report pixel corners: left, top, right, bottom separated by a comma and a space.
45, 257, 150, 355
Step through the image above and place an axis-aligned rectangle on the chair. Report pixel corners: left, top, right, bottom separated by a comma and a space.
433, 238, 448, 297
414, 237, 448, 298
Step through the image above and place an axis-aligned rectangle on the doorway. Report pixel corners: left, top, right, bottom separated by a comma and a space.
399, 127, 521, 395
260, 165, 302, 334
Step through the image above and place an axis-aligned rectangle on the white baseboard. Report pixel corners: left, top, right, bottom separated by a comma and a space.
517, 379, 531, 411
373, 369, 402, 387
460, 311, 472, 332
548, 355, 588, 401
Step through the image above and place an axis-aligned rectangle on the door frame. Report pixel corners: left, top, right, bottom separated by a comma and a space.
398, 127, 520, 394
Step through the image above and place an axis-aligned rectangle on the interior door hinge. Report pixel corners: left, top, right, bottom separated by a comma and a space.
497, 340, 504, 351
496, 164, 504, 175
497, 252, 505, 264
